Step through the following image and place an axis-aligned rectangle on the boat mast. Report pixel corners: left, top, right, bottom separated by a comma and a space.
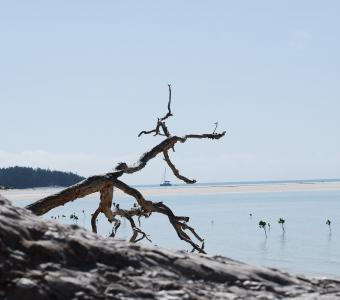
163, 167, 166, 182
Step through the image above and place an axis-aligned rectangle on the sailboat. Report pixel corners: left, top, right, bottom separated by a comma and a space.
160, 167, 172, 186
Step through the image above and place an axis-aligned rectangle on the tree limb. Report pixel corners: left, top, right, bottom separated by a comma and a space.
160, 84, 173, 121
163, 150, 196, 184
91, 207, 101, 233
138, 84, 173, 137
25, 85, 225, 253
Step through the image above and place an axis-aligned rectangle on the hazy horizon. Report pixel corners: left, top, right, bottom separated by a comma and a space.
1, 1, 340, 184
2, 164, 340, 187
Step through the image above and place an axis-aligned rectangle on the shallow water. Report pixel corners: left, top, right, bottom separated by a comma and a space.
6, 187, 340, 278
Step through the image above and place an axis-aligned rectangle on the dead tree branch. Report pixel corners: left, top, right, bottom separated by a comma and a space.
163, 150, 196, 184
138, 84, 173, 138
25, 85, 225, 253
213, 122, 218, 134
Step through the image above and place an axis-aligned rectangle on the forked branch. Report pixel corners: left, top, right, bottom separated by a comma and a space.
138, 84, 173, 138
163, 150, 196, 184
26, 85, 225, 253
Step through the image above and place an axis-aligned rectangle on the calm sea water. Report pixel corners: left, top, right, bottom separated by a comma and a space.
7, 187, 340, 279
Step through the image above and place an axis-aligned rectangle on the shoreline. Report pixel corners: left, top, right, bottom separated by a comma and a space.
2, 181, 340, 202
2, 194, 339, 299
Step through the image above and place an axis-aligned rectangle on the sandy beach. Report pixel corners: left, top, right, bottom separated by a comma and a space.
140, 181, 340, 197
2, 181, 340, 202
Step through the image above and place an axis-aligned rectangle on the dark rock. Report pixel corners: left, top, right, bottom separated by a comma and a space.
1, 194, 340, 299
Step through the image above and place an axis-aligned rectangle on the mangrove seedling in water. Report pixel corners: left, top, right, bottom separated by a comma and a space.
70, 213, 79, 224
259, 220, 267, 238
278, 218, 286, 233
326, 219, 332, 234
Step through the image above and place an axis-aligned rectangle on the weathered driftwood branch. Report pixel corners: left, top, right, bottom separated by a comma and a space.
26, 132, 225, 215
26, 85, 226, 253
163, 150, 196, 184
138, 84, 173, 138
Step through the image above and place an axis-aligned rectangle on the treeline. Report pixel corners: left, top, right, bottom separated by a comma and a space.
0, 166, 84, 189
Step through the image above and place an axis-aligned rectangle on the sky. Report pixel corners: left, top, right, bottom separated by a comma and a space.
1, 1, 340, 184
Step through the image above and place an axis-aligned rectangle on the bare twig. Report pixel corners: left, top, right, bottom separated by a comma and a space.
160, 84, 173, 121
213, 122, 218, 134
138, 84, 173, 137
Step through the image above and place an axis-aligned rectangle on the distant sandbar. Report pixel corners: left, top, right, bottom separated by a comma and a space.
2, 181, 340, 203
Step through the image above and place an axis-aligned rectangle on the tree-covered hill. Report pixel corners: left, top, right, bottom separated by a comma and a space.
0, 166, 84, 189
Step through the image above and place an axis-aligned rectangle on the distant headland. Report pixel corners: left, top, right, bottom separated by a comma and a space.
0, 166, 84, 189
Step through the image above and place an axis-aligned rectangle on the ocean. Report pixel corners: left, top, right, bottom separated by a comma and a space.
4, 182, 340, 279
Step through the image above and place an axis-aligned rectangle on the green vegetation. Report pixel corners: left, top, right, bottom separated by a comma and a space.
0, 166, 84, 189
259, 220, 267, 238
326, 219, 331, 233
278, 218, 286, 233
70, 213, 79, 224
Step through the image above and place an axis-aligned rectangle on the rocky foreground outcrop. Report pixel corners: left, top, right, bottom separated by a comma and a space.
1, 195, 340, 300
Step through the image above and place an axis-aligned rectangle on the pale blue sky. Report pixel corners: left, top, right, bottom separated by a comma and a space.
1, 1, 339, 184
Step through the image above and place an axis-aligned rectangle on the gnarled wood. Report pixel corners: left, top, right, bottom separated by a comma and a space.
91, 207, 101, 233
25, 85, 226, 253
138, 84, 173, 138
163, 150, 196, 184
26, 175, 114, 215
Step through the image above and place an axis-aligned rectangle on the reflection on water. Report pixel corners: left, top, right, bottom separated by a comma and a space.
328, 232, 332, 242
259, 240, 267, 256
5, 188, 340, 278
280, 233, 286, 250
